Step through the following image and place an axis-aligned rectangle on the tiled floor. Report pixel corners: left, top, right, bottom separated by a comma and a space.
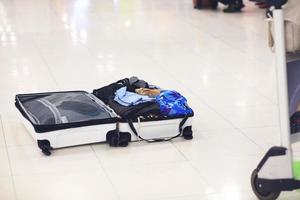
0, 0, 299, 199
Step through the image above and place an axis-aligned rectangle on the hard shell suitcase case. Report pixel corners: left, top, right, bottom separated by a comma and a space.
15, 78, 194, 155
15, 91, 120, 155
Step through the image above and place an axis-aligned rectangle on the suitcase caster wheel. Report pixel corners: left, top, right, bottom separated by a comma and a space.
118, 132, 131, 147
106, 130, 119, 147
118, 141, 129, 147
182, 126, 193, 140
251, 169, 281, 200
38, 140, 52, 156
42, 149, 51, 156
106, 131, 131, 147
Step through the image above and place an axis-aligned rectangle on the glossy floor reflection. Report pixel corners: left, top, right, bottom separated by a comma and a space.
0, 0, 298, 199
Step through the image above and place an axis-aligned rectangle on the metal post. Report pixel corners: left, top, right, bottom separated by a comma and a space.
273, 8, 293, 178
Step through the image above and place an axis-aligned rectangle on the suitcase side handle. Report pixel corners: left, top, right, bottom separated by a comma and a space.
127, 116, 189, 143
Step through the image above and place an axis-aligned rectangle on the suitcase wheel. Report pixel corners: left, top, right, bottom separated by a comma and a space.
38, 140, 52, 156
106, 130, 119, 147
106, 131, 131, 147
182, 126, 193, 140
42, 149, 51, 156
117, 132, 131, 147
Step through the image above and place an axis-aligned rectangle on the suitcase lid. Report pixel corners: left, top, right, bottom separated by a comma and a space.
15, 91, 119, 133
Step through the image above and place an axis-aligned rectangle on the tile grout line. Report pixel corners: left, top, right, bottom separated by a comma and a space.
0, 115, 18, 200
168, 140, 222, 193
89, 145, 122, 200
31, 34, 62, 91
174, 13, 277, 104
73, 19, 125, 86
126, 12, 276, 107
78, 41, 120, 83
74, 3, 274, 109
113, 21, 270, 154
130, 46, 268, 152
146, 56, 272, 151
169, 140, 190, 162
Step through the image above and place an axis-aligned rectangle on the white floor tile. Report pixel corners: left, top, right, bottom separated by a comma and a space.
216, 105, 279, 128
1, 115, 36, 147
0, 117, 6, 147
8, 145, 101, 176
0, 44, 57, 94
189, 104, 234, 132
240, 127, 281, 151
172, 129, 262, 160
279, 191, 300, 200
92, 141, 185, 167
14, 170, 118, 200
0, 176, 16, 200
155, 190, 299, 200
0, 147, 11, 177
190, 156, 261, 192
152, 191, 257, 200
106, 161, 216, 199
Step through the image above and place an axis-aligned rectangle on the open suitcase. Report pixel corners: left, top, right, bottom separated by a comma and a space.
15, 77, 194, 155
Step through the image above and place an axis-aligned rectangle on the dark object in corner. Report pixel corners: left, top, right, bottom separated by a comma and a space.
193, 0, 218, 9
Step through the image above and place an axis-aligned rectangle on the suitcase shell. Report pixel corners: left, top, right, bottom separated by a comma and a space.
20, 112, 117, 148
18, 108, 193, 148
15, 88, 193, 155
119, 117, 193, 141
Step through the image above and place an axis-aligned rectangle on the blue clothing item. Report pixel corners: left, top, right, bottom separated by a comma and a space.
114, 87, 155, 107
156, 90, 193, 117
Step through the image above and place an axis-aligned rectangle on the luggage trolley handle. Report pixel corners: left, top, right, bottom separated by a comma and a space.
127, 116, 189, 143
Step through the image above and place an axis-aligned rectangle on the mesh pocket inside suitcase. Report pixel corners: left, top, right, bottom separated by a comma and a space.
18, 92, 116, 125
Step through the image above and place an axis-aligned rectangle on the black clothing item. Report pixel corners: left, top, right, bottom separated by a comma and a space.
92, 82, 123, 105
219, 0, 243, 5
122, 77, 158, 92
92, 78, 162, 120
266, 0, 287, 8
105, 96, 161, 119
128, 76, 149, 88
223, 1, 244, 12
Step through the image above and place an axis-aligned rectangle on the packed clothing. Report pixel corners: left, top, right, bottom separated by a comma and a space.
114, 87, 156, 107
93, 77, 193, 120
156, 90, 193, 117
